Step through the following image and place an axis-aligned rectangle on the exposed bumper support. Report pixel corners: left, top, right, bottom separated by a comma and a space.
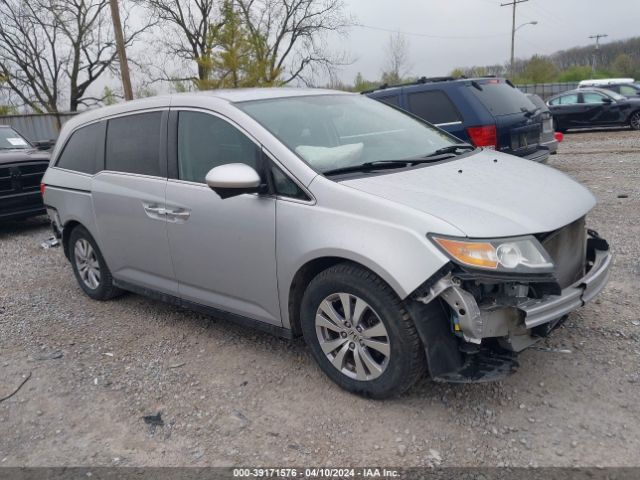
519, 247, 612, 328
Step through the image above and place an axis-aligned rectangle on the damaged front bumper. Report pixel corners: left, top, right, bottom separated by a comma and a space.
410, 231, 611, 382
418, 234, 611, 352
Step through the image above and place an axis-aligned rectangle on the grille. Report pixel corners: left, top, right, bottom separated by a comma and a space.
539, 216, 587, 289
0, 161, 49, 196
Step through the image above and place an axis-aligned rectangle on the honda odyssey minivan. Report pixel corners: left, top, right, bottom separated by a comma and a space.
42, 89, 611, 398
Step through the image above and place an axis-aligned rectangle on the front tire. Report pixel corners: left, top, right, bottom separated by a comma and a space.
630, 111, 640, 131
69, 225, 122, 301
300, 263, 425, 398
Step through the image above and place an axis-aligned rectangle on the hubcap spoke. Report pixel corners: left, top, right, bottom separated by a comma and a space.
331, 342, 350, 370
319, 300, 344, 326
338, 293, 351, 322
359, 346, 384, 376
361, 321, 387, 339
352, 297, 367, 328
315, 314, 343, 333
352, 346, 368, 380
362, 338, 390, 357
320, 336, 348, 355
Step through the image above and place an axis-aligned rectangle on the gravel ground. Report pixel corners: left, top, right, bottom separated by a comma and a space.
1, 129, 639, 468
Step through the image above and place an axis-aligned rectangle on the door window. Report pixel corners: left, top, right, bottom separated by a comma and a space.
550, 94, 579, 105
56, 123, 102, 174
581, 92, 607, 104
377, 95, 400, 107
177, 111, 261, 184
105, 112, 163, 176
407, 90, 461, 124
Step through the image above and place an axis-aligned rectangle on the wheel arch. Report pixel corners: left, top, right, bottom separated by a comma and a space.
286, 255, 406, 337
61, 219, 83, 259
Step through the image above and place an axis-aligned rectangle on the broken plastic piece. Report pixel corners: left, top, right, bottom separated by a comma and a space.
41, 236, 60, 249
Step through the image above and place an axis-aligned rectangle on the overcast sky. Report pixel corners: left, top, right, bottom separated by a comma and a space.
330, 0, 640, 83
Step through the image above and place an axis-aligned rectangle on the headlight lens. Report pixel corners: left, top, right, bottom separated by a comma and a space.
431, 235, 554, 272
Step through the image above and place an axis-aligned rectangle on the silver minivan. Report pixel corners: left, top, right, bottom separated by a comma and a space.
42, 89, 611, 398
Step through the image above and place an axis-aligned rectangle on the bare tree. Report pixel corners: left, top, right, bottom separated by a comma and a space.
381, 33, 411, 85
137, 0, 222, 83
0, 0, 149, 113
235, 0, 350, 86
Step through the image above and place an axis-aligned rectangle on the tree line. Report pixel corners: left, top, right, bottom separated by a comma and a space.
331, 35, 640, 93
450, 37, 640, 84
0, 0, 349, 114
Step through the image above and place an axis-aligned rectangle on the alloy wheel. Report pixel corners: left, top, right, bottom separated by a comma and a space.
315, 293, 390, 381
74, 238, 101, 289
630, 112, 640, 130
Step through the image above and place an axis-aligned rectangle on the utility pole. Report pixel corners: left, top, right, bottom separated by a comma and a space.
589, 34, 608, 76
501, 0, 529, 80
108, 0, 134, 101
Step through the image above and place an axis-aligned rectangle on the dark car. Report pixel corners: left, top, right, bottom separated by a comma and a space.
0, 125, 51, 221
365, 76, 549, 162
547, 88, 640, 132
526, 93, 558, 154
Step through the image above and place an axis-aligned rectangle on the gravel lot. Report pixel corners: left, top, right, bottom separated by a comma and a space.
1, 129, 639, 468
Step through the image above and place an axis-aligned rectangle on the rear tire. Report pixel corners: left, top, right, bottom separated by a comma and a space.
68, 225, 122, 301
300, 263, 425, 398
630, 111, 640, 131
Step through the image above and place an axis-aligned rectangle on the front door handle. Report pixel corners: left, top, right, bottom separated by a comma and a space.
166, 209, 191, 222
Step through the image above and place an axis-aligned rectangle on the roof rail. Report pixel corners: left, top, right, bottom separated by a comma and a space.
360, 76, 463, 94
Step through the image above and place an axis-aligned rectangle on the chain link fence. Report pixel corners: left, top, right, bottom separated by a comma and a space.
515, 82, 580, 100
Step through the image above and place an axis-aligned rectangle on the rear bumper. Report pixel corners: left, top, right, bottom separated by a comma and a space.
0, 191, 46, 221
541, 138, 559, 154
523, 146, 550, 163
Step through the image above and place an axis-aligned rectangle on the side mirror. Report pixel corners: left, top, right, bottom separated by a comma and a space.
205, 163, 262, 199
602, 97, 613, 104
34, 139, 55, 150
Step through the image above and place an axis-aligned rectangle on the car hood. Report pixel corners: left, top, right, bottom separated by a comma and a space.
0, 148, 51, 165
340, 149, 596, 238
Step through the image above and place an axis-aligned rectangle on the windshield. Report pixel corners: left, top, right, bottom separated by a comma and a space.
0, 128, 31, 150
237, 94, 458, 173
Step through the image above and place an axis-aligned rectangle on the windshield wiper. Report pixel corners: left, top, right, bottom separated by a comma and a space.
323, 153, 469, 176
424, 144, 476, 157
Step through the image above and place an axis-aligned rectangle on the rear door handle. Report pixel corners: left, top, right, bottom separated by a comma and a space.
143, 203, 167, 218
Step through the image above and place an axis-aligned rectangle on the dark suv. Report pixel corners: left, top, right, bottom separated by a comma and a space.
1, 125, 51, 221
365, 77, 549, 162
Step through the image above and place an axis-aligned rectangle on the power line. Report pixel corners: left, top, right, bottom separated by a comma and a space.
501, 0, 529, 78
352, 24, 509, 40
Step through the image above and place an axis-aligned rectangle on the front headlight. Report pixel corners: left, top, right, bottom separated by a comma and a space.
430, 235, 554, 273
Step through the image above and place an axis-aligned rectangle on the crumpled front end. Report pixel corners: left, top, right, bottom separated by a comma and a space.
411, 218, 612, 382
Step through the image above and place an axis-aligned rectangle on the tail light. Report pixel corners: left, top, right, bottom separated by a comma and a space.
40, 183, 46, 197
554, 132, 564, 143
466, 125, 497, 149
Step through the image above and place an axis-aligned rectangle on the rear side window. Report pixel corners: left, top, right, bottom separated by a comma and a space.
105, 112, 162, 176
619, 85, 637, 96
56, 123, 101, 174
177, 111, 260, 184
377, 95, 400, 107
407, 90, 461, 124
554, 94, 579, 105
469, 82, 536, 115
